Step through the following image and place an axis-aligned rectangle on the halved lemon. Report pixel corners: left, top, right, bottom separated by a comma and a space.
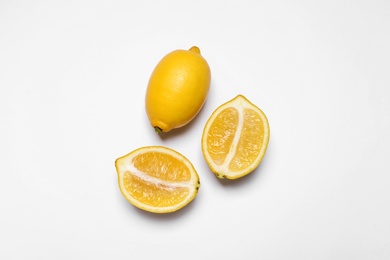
201, 95, 270, 179
115, 146, 200, 213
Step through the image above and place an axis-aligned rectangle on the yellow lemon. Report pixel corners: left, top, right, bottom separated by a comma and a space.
145, 46, 211, 133
201, 95, 270, 179
115, 146, 200, 213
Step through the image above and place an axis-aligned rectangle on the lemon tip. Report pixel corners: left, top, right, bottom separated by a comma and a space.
189, 46, 201, 54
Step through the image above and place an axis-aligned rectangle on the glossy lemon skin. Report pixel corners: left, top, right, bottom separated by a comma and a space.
145, 46, 211, 132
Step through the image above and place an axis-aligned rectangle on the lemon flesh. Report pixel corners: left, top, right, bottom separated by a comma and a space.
201, 95, 270, 179
115, 146, 200, 213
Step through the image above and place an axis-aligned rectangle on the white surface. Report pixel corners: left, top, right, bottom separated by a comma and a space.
1, 0, 389, 259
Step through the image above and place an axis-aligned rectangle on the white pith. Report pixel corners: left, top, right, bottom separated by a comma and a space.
120, 158, 194, 190
216, 101, 245, 175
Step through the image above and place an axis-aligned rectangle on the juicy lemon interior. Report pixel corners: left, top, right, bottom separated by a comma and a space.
123, 152, 191, 207
132, 152, 191, 182
123, 173, 190, 207
229, 108, 265, 172
202, 95, 270, 179
206, 107, 238, 166
116, 146, 199, 213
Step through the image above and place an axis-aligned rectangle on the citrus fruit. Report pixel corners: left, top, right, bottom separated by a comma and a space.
201, 95, 270, 180
115, 146, 200, 213
145, 46, 211, 133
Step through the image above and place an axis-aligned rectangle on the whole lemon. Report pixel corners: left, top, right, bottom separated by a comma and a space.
145, 46, 211, 133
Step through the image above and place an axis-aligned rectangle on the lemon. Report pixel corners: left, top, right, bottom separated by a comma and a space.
145, 46, 211, 132
201, 95, 270, 179
115, 146, 200, 213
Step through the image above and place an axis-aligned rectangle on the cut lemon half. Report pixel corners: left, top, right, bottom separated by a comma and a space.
115, 146, 200, 213
201, 95, 270, 179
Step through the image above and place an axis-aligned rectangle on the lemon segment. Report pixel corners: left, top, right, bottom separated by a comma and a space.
201, 95, 270, 179
115, 146, 200, 213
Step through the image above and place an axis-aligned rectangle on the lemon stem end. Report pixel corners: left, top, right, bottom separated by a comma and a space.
189, 46, 201, 54
154, 127, 163, 134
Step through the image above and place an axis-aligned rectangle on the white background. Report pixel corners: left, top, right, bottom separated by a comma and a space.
1, 0, 389, 259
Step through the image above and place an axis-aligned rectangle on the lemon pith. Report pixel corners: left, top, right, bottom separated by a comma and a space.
145, 46, 211, 132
